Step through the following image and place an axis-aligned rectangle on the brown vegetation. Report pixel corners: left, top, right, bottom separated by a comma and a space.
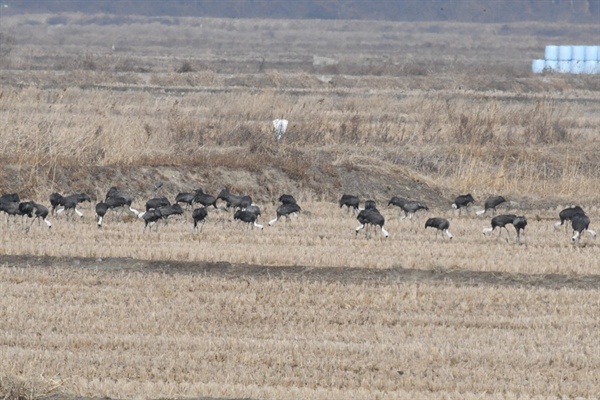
0, 263, 598, 399
0, 14, 599, 400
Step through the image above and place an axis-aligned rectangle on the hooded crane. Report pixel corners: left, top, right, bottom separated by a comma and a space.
244, 204, 262, 219
0, 194, 22, 224
96, 198, 139, 228
269, 203, 301, 226
339, 194, 360, 213
105, 187, 140, 216
192, 188, 218, 209
476, 196, 507, 216
145, 197, 171, 212
388, 196, 428, 220
364, 200, 377, 210
388, 196, 408, 215
234, 209, 264, 230
482, 214, 528, 243
96, 193, 140, 224
483, 214, 518, 237
0, 201, 24, 224
512, 216, 528, 243
0, 193, 19, 203
175, 192, 195, 209
19, 200, 34, 214
49, 192, 64, 215
571, 213, 596, 242
55, 193, 91, 219
95, 202, 109, 229
157, 204, 184, 223
400, 201, 429, 220
278, 194, 298, 205
30, 202, 52, 229
554, 206, 585, 232
138, 197, 172, 219
142, 209, 163, 232
452, 194, 475, 213
356, 208, 389, 238
217, 189, 252, 210
192, 207, 208, 232
425, 217, 453, 239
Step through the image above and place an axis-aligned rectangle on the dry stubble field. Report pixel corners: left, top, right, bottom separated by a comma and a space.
0, 14, 599, 400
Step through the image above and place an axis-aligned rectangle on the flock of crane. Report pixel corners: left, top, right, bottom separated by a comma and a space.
0, 187, 596, 244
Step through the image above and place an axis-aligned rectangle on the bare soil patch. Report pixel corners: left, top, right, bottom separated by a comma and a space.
2, 254, 598, 291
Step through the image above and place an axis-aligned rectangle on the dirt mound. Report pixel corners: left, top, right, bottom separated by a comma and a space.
2, 160, 447, 207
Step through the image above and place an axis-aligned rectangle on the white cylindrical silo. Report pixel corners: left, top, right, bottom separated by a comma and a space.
583, 60, 599, 74
558, 60, 571, 73
584, 46, 599, 61
558, 45, 572, 61
570, 60, 584, 74
531, 59, 546, 73
545, 45, 559, 61
545, 59, 558, 71
572, 46, 586, 62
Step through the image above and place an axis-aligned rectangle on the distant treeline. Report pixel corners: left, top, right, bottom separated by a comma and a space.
2, 0, 599, 23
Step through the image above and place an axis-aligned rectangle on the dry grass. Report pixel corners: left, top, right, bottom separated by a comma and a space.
0, 201, 599, 276
0, 266, 598, 399
1, 85, 599, 202
1, 16, 600, 203
1, 15, 600, 399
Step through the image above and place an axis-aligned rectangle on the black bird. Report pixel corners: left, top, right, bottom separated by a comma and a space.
269, 203, 301, 226
400, 201, 429, 220
29, 202, 52, 229
95, 202, 109, 228
425, 217, 453, 239
389, 196, 428, 220
388, 196, 409, 209
105, 195, 130, 210
145, 197, 170, 211
142, 209, 162, 232
175, 192, 195, 208
18, 201, 34, 219
452, 194, 475, 213
512, 216, 528, 243
192, 207, 208, 232
217, 189, 252, 210
339, 194, 360, 213
192, 189, 218, 209
55, 193, 91, 219
0, 193, 19, 203
571, 213, 596, 242
278, 194, 298, 205
554, 206, 585, 232
483, 214, 519, 239
234, 209, 263, 230
0, 201, 23, 223
243, 204, 262, 218
364, 200, 377, 211
99, 195, 140, 222
105, 187, 139, 216
49, 192, 64, 214
157, 204, 184, 222
356, 208, 389, 238
476, 196, 507, 216
388, 196, 410, 217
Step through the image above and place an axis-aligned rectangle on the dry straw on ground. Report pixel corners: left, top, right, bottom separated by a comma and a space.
0, 266, 598, 399
1, 14, 600, 400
